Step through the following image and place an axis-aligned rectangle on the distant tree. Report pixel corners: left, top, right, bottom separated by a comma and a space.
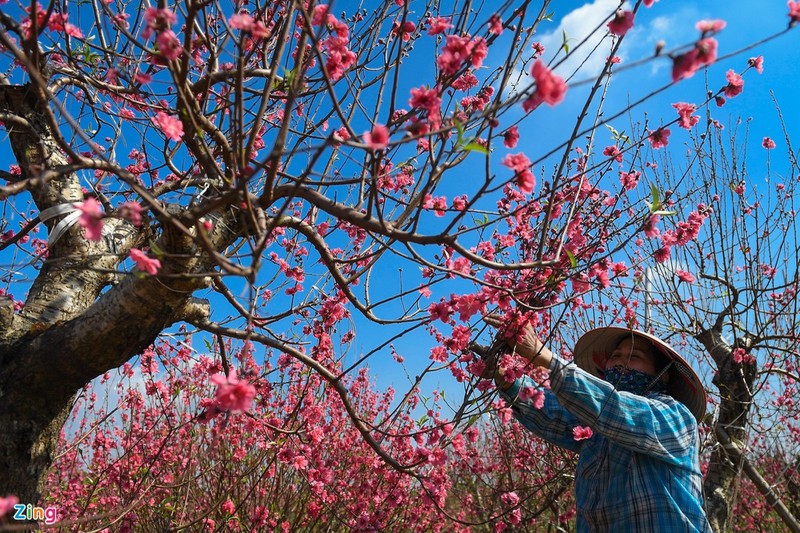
609, 119, 800, 532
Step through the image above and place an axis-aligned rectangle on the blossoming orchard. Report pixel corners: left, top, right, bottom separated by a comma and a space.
0, 0, 799, 531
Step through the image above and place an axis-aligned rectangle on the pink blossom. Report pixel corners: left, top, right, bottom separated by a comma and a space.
672, 102, 699, 130
437, 35, 486, 76
134, 71, 151, 84
502, 152, 535, 193
524, 60, 567, 111
64, 23, 83, 37
695, 19, 726, 33
603, 145, 623, 163
723, 70, 744, 98
156, 29, 183, 61
409, 86, 441, 116
129, 248, 161, 275
789, 1, 800, 24
76, 197, 104, 241
428, 300, 453, 323
392, 20, 416, 41
644, 0, 658, 6
426, 16, 452, 35
0, 495, 19, 519
572, 426, 593, 441
619, 170, 640, 191
762, 137, 776, 150
363, 124, 390, 150
145, 7, 176, 31
210, 369, 256, 413
675, 270, 696, 283
671, 38, 717, 82
501, 491, 520, 507
229, 13, 255, 32
732, 347, 754, 365
503, 126, 519, 148
118, 201, 143, 226
152, 111, 184, 141
607, 10, 634, 36
221, 499, 236, 515
748, 55, 764, 74
654, 246, 671, 263
310, 4, 331, 26
518, 386, 545, 409
647, 127, 671, 149
488, 14, 503, 35
424, 195, 447, 217
452, 195, 468, 211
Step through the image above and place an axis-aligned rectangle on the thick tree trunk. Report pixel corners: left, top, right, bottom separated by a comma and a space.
697, 328, 756, 533
0, 84, 238, 502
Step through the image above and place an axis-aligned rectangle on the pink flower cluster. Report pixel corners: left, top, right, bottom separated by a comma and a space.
672, 102, 699, 130
524, 60, 567, 111
501, 152, 535, 193
572, 426, 593, 441
76, 197, 104, 241
129, 248, 161, 275
312, 5, 357, 81
672, 38, 718, 82
143, 8, 182, 61
152, 111, 184, 141
607, 10, 635, 36
208, 369, 257, 415
436, 34, 488, 76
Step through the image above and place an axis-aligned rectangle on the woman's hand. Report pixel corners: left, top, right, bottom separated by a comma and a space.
483, 314, 553, 369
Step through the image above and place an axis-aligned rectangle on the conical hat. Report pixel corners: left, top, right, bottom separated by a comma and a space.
572, 327, 707, 422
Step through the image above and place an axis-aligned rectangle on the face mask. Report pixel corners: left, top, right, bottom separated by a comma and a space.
603, 367, 668, 396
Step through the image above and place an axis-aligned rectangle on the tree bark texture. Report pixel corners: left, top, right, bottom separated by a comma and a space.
0, 84, 238, 502
697, 327, 757, 533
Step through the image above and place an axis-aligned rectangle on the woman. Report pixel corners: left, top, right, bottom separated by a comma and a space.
480, 321, 713, 532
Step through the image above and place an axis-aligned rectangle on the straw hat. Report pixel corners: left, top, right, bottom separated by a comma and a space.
572, 327, 707, 422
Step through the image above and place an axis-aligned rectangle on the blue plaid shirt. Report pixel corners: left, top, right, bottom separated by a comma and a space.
501, 356, 713, 532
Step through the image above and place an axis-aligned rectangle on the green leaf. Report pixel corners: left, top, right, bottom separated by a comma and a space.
648, 183, 662, 213
652, 210, 677, 216
418, 414, 429, 427
463, 141, 489, 155
565, 248, 577, 269
605, 124, 629, 145
562, 29, 570, 54
454, 118, 465, 144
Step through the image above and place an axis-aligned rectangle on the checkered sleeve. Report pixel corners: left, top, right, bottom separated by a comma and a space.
500, 374, 583, 452
548, 357, 696, 464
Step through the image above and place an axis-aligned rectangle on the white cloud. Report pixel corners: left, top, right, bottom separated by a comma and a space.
538, 0, 624, 80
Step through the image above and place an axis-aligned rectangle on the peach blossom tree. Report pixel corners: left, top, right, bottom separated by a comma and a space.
0, 1, 798, 530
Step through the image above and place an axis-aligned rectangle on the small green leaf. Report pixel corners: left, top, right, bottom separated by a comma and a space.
565, 248, 577, 269
463, 141, 489, 155
648, 183, 663, 213
562, 29, 570, 54
652, 210, 677, 216
454, 118, 465, 143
